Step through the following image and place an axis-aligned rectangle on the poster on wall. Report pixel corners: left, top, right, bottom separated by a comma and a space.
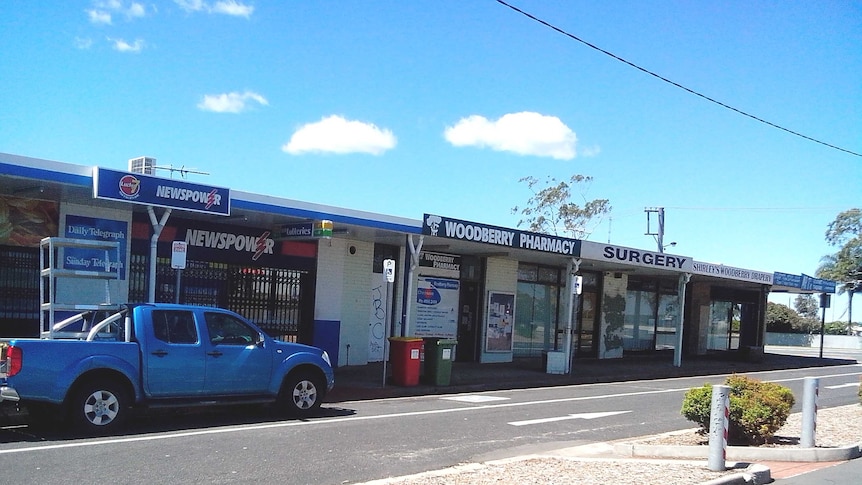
486, 291, 515, 352
0, 195, 59, 247
368, 273, 387, 362
64, 215, 128, 279
415, 276, 459, 338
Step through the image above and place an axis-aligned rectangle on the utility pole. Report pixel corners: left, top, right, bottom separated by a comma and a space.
645, 207, 666, 253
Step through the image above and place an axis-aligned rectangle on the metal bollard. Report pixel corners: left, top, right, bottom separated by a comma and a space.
708, 384, 730, 472
800, 377, 819, 448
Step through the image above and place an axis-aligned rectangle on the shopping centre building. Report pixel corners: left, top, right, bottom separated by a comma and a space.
0, 152, 836, 370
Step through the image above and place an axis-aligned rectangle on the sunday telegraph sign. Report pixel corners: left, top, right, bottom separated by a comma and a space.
422, 214, 581, 256
93, 167, 231, 216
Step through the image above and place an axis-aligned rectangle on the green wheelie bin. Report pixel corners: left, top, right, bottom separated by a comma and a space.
423, 338, 457, 386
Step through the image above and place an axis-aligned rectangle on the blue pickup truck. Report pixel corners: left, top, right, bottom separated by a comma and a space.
0, 303, 334, 433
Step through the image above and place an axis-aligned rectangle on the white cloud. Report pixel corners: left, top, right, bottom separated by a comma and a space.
74, 37, 94, 49
87, 1, 146, 23
174, 0, 206, 12
283, 115, 396, 156
212, 1, 254, 18
126, 2, 146, 19
444, 111, 577, 160
87, 9, 112, 24
197, 91, 268, 113
109, 37, 145, 53
174, 0, 254, 17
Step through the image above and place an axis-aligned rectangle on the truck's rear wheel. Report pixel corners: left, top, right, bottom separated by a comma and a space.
277, 370, 324, 417
68, 379, 129, 434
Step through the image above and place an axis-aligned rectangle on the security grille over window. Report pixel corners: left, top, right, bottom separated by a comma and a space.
129, 253, 305, 342
0, 245, 39, 336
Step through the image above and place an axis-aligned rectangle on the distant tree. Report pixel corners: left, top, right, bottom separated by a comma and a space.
825, 208, 862, 246
794, 294, 819, 320
511, 175, 611, 239
766, 302, 802, 333
817, 208, 862, 331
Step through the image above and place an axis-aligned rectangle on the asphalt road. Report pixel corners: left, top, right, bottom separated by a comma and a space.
1, 363, 859, 485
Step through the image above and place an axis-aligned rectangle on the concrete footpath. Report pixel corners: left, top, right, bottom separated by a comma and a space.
326, 349, 862, 484
326, 349, 857, 403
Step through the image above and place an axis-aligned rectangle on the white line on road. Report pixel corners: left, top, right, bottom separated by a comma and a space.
509, 410, 631, 426
825, 383, 860, 390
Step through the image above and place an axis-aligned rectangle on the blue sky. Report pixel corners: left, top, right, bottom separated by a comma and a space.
1, 1, 860, 319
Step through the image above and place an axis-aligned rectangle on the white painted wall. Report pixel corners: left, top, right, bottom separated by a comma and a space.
314, 238, 374, 367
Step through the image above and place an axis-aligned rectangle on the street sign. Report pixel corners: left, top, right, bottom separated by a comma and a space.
171, 241, 187, 269
384, 259, 396, 283
573, 275, 583, 295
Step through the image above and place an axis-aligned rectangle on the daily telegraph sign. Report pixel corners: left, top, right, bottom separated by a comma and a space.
422, 214, 580, 256
93, 167, 231, 216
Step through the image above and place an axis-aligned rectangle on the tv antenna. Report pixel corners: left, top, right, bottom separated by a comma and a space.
154, 164, 210, 179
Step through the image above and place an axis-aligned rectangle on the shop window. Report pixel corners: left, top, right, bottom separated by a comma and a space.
624, 277, 679, 352
708, 301, 741, 351
538, 267, 560, 284
518, 264, 538, 282
373, 244, 399, 273
624, 288, 657, 351
515, 264, 563, 357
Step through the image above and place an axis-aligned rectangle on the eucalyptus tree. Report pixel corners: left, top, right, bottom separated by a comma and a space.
511, 175, 611, 240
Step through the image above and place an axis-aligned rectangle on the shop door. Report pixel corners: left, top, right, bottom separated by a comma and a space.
576, 291, 598, 357
456, 282, 479, 361
707, 301, 741, 351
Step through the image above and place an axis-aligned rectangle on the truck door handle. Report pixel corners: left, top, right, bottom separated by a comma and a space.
151, 350, 168, 357
207, 351, 223, 357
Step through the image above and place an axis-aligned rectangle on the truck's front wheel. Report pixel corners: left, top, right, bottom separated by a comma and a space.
277, 370, 324, 417
68, 379, 129, 434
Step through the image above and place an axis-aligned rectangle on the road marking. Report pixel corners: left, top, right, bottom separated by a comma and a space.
825, 383, 859, 390
2, 366, 860, 456
508, 410, 631, 427
441, 395, 510, 403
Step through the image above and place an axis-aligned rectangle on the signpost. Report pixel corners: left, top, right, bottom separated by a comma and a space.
171, 241, 187, 304
382, 259, 396, 387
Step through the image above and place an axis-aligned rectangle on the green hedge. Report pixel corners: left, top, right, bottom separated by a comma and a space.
681, 375, 795, 445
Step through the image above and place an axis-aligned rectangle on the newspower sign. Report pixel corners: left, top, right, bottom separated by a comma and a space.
93, 167, 231, 216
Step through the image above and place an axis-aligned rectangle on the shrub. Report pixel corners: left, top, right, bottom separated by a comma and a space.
681, 374, 795, 445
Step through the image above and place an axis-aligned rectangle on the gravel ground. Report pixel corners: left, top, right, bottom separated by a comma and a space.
357, 405, 862, 485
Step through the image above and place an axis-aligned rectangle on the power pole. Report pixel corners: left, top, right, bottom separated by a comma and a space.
645, 207, 665, 253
